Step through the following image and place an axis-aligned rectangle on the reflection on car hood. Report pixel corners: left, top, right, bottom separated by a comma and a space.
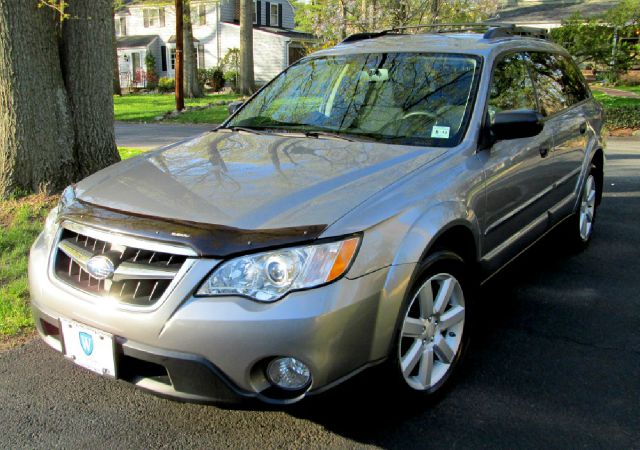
76, 131, 447, 230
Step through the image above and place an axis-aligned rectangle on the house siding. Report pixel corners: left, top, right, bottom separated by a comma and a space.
116, 0, 298, 85
219, 0, 295, 29
218, 23, 287, 83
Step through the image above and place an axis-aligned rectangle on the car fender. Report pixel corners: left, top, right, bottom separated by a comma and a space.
363, 201, 482, 361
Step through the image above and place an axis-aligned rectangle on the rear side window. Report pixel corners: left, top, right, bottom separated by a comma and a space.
557, 55, 590, 103
529, 52, 588, 116
489, 52, 537, 116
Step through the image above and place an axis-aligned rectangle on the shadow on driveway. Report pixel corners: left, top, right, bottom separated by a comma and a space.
284, 175, 640, 448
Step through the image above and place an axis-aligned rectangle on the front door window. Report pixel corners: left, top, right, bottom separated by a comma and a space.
488, 52, 537, 117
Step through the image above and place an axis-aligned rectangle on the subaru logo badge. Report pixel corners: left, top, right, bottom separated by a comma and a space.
86, 255, 115, 280
79, 332, 94, 356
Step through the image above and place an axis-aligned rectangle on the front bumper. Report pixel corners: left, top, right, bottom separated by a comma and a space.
30, 231, 409, 404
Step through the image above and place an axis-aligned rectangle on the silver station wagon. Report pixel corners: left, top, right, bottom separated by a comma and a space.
30, 24, 604, 404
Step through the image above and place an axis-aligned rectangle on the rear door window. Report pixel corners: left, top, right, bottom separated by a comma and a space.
557, 55, 590, 104
529, 52, 588, 116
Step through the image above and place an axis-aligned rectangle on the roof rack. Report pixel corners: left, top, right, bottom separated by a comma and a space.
341, 22, 549, 44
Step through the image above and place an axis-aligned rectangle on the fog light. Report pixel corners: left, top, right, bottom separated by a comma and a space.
266, 357, 311, 390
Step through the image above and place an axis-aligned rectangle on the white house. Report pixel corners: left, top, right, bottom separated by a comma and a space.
115, 0, 314, 87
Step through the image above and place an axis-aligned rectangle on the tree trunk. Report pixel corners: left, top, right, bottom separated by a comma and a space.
0, 0, 75, 197
0, 0, 120, 199
61, 0, 120, 180
112, 11, 122, 96
339, 0, 348, 39
183, 0, 203, 98
239, 0, 255, 95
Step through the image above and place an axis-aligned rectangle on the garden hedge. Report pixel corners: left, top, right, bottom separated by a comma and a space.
604, 105, 640, 129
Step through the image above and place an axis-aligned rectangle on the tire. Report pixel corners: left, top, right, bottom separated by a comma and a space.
567, 165, 599, 251
388, 251, 473, 400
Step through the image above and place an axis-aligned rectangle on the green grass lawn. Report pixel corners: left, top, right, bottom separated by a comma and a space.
114, 93, 240, 123
118, 147, 147, 159
593, 91, 640, 108
0, 147, 147, 337
0, 194, 56, 335
609, 85, 640, 95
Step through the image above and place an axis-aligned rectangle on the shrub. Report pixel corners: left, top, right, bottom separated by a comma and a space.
604, 105, 640, 129
145, 53, 158, 89
197, 68, 225, 91
224, 70, 239, 91
210, 68, 225, 91
197, 68, 211, 87
158, 77, 175, 92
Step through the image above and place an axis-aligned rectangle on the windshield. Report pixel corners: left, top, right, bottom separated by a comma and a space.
228, 52, 482, 147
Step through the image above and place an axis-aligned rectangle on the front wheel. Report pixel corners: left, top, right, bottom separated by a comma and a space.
390, 252, 472, 398
567, 167, 599, 250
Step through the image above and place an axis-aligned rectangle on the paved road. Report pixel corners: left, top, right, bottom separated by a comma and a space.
115, 122, 215, 150
2, 138, 639, 449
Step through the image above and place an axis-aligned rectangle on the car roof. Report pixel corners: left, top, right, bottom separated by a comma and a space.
312, 32, 566, 59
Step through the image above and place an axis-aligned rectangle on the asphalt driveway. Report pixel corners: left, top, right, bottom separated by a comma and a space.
115, 122, 214, 150
1, 137, 638, 449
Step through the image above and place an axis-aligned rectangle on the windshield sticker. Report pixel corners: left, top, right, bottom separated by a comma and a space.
431, 126, 450, 139
360, 68, 389, 82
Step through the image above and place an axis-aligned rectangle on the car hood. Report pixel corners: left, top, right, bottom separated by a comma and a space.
76, 131, 447, 231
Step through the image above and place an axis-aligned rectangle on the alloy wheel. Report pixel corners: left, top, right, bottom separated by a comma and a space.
398, 273, 465, 391
579, 174, 597, 242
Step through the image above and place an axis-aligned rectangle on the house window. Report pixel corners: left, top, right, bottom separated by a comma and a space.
193, 4, 206, 26
270, 3, 278, 27
170, 48, 176, 70
115, 16, 127, 36
143, 8, 165, 28
197, 44, 205, 69
161, 46, 167, 72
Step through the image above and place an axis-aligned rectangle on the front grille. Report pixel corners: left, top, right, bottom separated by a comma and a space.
53, 226, 188, 307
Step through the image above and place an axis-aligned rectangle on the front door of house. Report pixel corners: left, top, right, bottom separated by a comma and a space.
131, 52, 141, 83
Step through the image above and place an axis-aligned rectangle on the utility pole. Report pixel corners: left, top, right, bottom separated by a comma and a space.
175, 0, 184, 110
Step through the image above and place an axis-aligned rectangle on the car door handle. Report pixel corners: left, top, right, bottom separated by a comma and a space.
579, 123, 587, 134
539, 147, 549, 158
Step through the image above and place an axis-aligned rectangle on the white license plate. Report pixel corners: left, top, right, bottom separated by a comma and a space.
60, 319, 116, 378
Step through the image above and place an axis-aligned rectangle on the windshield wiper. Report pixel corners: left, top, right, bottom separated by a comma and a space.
304, 130, 355, 142
220, 125, 267, 135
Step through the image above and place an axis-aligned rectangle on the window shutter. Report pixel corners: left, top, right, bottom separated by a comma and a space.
161, 46, 167, 72
256, 1, 261, 26
278, 4, 282, 28
200, 5, 206, 26
234, 0, 240, 22
265, 1, 270, 26
143, 9, 149, 28
159, 8, 165, 27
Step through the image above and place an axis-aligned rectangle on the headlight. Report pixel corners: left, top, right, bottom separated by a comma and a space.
43, 207, 59, 249
59, 185, 76, 209
196, 237, 360, 302
43, 185, 76, 248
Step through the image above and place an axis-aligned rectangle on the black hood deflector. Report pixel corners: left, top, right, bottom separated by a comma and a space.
59, 201, 327, 258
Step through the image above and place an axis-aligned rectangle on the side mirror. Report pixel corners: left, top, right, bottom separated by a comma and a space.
228, 101, 244, 116
489, 109, 544, 144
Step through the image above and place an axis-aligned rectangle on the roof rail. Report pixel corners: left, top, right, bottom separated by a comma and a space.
340, 22, 549, 44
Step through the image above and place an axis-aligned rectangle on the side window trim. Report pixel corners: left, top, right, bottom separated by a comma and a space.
522, 52, 543, 115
